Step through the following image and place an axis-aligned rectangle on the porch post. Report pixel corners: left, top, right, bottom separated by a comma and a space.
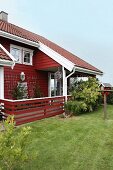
62, 66, 67, 101
0, 67, 4, 99
48, 72, 51, 97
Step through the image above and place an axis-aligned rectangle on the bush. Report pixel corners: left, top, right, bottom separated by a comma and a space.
65, 77, 101, 116
0, 116, 37, 170
107, 89, 113, 104
12, 83, 28, 99
65, 100, 87, 115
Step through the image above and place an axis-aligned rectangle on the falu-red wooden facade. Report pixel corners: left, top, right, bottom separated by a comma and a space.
0, 36, 59, 99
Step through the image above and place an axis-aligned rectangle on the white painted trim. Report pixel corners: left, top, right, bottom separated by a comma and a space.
0, 44, 16, 68
48, 72, 51, 97
23, 49, 33, 65
0, 30, 39, 48
75, 66, 103, 76
38, 42, 75, 72
10, 44, 22, 63
0, 44, 16, 62
62, 66, 67, 97
10, 44, 33, 65
0, 67, 4, 99
0, 30, 103, 75
0, 59, 14, 67
38, 42, 103, 75
2, 95, 64, 102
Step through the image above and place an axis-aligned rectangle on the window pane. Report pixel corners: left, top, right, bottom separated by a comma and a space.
24, 52, 30, 63
11, 48, 21, 61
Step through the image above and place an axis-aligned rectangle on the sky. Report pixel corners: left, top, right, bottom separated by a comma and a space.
0, 0, 113, 84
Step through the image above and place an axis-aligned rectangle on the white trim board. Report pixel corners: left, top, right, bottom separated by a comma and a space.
0, 67, 4, 99
0, 30, 39, 48
38, 42, 103, 75
38, 42, 75, 72
0, 30, 103, 75
0, 43, 16, 68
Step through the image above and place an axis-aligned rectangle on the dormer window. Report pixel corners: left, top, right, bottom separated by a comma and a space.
10, 44, 33, 65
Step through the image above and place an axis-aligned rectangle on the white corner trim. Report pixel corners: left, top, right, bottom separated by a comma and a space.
38, 42, 75, 72
0, 30, 39, 48
0, 67, 4, 99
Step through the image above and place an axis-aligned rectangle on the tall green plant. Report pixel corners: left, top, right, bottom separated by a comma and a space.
0, 116, 37, 170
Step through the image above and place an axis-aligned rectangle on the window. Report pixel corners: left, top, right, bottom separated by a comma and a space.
23, 51, 31, 64
10, 44, 33, 65
10, 47, 21, 62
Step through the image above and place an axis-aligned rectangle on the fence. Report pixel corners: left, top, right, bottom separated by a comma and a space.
0, 96, 65, 125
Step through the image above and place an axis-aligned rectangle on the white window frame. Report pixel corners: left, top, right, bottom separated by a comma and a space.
10, 44, 33, 65
10, 44, 22, 63
23, 48, 33, 65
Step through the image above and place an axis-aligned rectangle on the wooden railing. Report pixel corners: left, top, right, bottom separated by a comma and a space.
0, 96, 65, 125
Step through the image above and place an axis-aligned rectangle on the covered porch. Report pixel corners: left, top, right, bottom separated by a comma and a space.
39, 65, 102, 101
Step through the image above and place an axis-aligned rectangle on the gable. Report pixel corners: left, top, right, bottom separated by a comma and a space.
33, 50, 60, 70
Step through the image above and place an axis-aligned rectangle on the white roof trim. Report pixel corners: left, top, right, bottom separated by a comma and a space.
0, 30, 103, 75
0, 43, 16, 61
38, 42, 75, 72
75, 66, 103, 76
0, 43, 16, 68
0, 30, 39, 48
0, 59, 14, 67
38, 42, 103, 75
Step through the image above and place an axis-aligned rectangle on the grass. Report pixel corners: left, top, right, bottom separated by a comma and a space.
20, 105, 113, 169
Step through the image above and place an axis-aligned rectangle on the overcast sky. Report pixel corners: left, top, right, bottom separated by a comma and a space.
0, 0, 113, 84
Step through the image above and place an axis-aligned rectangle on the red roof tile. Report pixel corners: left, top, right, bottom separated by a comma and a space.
0, 19, 102, 73
0, 47, 11, 60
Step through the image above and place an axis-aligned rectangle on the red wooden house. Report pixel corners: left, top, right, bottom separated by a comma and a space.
0, 11, 103, 101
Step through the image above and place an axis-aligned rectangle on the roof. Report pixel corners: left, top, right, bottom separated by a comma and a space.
0, 19, 103, 74
101, 83, 112, 88
0, 46, 11, 60
0, 43, 16, 68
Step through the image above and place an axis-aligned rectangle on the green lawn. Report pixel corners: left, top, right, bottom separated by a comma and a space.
22, 105, 113, 170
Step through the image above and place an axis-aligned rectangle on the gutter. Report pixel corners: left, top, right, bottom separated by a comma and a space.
0, 59, 14, 67
75, 66, 103, 76
0, 30, 39, 48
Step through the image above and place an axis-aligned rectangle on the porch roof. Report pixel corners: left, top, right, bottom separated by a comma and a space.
0, 43, 16, 67
0, 19, 103, 75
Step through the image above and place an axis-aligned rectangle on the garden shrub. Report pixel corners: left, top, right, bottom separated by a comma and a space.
65, 77, 101, 116
12, 83, 28, 99
65, 100, 87, 115
0, 116, 37, 170
107, 88, 113, 104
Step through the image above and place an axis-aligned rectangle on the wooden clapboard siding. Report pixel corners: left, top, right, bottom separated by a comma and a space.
0, 36, 48, 99
33, 50, 60, 70
4, 65, 48, 99
0, 96, 65, 125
